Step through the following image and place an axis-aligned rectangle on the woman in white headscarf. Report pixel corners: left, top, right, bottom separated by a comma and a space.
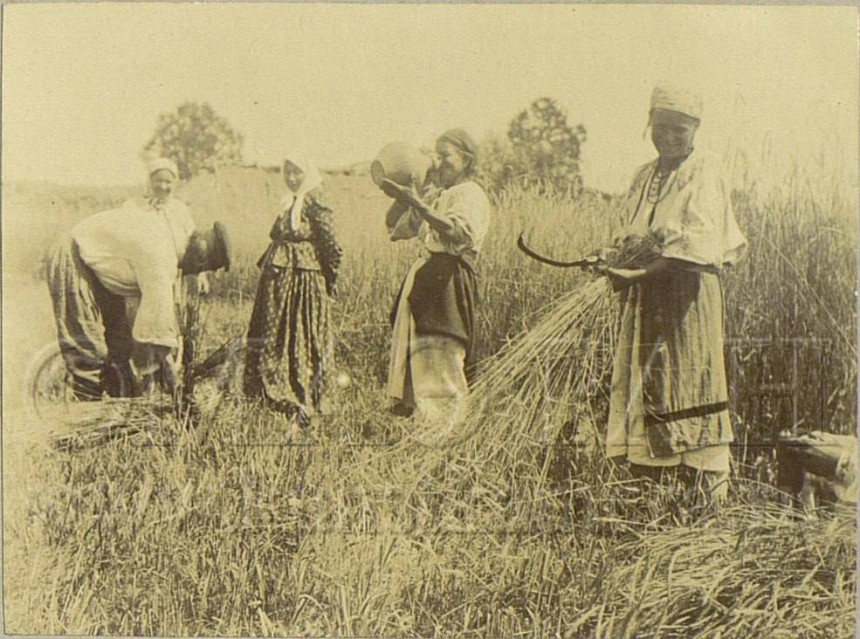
597, 85, 747, 504
244, 153, 343, 425
380, 128, 491, 426
46, 157, 200, 398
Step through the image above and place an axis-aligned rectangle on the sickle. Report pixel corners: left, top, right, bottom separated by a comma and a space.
516, 234, 598, 268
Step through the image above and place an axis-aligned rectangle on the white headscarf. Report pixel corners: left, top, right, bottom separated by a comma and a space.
147, 157, 180, 179
143, 157, 180, 208
281, 152, 323, 232
650, 84, 704, 120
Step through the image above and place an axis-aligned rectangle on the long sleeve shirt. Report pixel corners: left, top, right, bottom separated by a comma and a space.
73, 197, 195, 348
387, 181, 491, 265
623, 152, 747, 268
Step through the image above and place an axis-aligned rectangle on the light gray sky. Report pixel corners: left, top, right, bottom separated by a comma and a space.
3, 4, 857, 193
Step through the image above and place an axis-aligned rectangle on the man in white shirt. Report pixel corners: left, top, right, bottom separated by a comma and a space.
47, 158, 198, 398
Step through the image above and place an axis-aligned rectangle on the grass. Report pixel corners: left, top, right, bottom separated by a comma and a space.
2, 156, 856, 637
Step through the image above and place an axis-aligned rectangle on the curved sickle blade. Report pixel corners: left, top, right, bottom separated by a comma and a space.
516, 234, 595, 268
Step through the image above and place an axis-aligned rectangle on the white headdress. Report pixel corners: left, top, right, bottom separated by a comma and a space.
147, 157, 180, 179
281, 151, 323, 232
650, 84, 704, 120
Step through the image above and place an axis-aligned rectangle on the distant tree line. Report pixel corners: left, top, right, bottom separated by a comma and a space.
144, 97, 589, 198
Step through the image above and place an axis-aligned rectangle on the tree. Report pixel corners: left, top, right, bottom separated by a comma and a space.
506, 97, 587, 196
143, 102, 244, 181
476, 131, 517, 197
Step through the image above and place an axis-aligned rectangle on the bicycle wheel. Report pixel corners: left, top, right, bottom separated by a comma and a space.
26, 344, 103, 430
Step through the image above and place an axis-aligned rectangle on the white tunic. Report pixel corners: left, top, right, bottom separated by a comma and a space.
388, 181, 491, 258
73, 197, 195, 348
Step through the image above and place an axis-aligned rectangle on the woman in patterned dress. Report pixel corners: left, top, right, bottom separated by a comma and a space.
598, 85, 747, 503
380, 129, 491, 426
244, 154, 342, 424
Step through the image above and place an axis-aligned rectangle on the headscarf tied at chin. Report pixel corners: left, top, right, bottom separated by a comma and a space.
147, 157, 180, 179
437, 128, 479, 173
282, 151, 323, 233
649, 84, 704, 121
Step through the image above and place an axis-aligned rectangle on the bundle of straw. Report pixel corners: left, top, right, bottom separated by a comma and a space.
376, 233, 666, 486
413, 278, 613, 447
49, 395, 173, 452
332, 233, 674, 530
360, 276, 615, 523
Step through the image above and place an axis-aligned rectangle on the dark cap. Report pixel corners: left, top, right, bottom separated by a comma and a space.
180, 222, 231, 275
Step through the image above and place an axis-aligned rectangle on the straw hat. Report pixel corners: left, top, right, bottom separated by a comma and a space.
180, 222, 231, 275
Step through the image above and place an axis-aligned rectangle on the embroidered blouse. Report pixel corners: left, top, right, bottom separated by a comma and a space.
624, 152, 746, 268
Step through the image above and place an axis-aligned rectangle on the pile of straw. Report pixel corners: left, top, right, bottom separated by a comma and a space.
48, 396, 176, 452
578, 504, 856, 638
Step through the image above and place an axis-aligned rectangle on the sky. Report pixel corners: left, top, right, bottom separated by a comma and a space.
2, 3, 858, 194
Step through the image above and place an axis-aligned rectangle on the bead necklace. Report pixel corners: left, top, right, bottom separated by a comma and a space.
646, 164, 677, 205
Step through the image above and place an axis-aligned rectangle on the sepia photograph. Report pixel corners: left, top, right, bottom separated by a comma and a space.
2, 3, 857, 637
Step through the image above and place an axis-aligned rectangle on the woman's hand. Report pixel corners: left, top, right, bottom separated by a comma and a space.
581, 248, 611, 274
380, 179, 421, 208
604, 267, 642, 291
601, 258, 680, 290
382, 178, 456, 236
196, 272, 211, 296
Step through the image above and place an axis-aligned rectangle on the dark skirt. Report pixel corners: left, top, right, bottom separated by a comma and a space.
244, 265, 332, 413
390, 252, 478, 365
638, 269, 732, 456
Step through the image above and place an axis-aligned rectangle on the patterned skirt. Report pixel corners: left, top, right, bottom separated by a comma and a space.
244, 266, 332, 414
45, 236, 137, 398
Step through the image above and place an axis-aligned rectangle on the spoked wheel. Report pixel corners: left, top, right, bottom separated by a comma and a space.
26, 345, 103, 429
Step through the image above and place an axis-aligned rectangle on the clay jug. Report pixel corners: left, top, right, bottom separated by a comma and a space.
371, 141, 432, 188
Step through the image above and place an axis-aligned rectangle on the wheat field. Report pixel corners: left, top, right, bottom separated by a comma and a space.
2, 159, 856, 637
